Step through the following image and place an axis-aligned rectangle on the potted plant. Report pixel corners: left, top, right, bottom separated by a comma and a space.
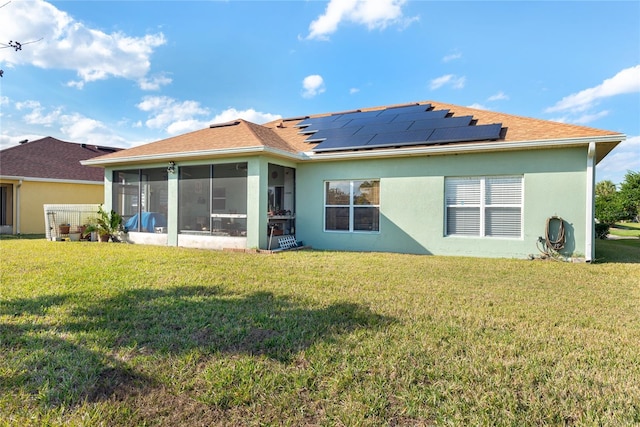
58, 223, 70, 235
85, 205, 124, 242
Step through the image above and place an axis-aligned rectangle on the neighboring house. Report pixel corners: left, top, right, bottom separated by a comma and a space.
82, 101, 623, 261
0, 137, 121, 234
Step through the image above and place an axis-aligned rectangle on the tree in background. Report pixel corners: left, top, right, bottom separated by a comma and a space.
596, 180, 617, 198
595, 171, 640, 238
618, 171, 640, 222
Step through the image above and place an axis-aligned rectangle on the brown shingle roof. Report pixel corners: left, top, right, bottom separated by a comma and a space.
0, 137, 121, 181
90, 119, 298, 163
425, 101, 621, 142
262, 100, 622, 151
85, 101, 624, 165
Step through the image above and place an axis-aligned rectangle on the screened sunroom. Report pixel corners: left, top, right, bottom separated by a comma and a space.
109, 159, 296, 251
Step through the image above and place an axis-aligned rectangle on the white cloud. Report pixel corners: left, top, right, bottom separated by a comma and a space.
546, 65, 640, 113
349, 87, 360, 95
138, 74, 173, 91
11, 100, 129, 147
210, 108, 281, 125
306, 0, 417, 40
302, 74, 325, 98
596, 135, 640, 184
572, 110, 610, 125
488, 91, 509, 102
429, 74, 465, 90
442, 52, 462, 63
467, 103, 489, 110
137, 96, 209, 131
547, 112, 612, 126
17, 100, 63, 126
60, 115, 107, 140
137, 96, 281, 135
0, 0, 167, 88
15, 100, 41, 111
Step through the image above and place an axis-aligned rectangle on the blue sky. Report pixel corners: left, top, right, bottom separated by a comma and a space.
1, 0, 638, 184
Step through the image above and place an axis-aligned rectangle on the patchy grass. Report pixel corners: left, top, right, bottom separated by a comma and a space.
610, 222, 640, 238
1, 239, 639, 426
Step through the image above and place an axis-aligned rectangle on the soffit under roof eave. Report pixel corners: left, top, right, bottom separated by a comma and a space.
299, 134, 626, 162
81, 146, 303, 167
595, 140, 622, 165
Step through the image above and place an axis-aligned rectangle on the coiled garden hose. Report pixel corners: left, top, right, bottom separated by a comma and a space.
545, 216, 565, 251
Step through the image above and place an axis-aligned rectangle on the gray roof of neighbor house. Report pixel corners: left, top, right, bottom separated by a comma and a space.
0, 136, 122, 181
82, 101, 625, 166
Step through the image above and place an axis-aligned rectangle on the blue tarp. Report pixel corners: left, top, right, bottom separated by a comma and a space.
125, 212, 167, 232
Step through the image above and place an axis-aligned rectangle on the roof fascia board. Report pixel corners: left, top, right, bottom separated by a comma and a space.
81, 146, 303, 167
0, 175, 103, 185
300, 134, 625, 161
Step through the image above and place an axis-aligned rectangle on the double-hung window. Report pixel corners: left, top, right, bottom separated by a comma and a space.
445, 176, 523, 238
325, 180, 380, 232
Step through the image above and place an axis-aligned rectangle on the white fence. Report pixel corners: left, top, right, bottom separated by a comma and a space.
43, 204, 100, 241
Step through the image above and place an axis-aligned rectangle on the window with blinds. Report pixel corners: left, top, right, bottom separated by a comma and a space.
445, 176, 523, 238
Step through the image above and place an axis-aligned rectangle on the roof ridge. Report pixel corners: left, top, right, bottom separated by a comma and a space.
236, 119, 268, 145
241, 119, 298, 152
0, 136, 122, 154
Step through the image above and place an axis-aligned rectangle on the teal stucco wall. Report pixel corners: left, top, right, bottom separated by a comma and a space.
295, 147, 589, 259
100, 146, 591, 259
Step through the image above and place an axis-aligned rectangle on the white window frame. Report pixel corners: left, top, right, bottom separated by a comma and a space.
445, 176, 523, 238
324, 180, 380, 233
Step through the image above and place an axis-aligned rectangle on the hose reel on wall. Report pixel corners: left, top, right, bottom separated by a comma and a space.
534, 216, 566, 260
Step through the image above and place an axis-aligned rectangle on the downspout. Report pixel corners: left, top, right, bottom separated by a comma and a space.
585, 142, 596, 263
16, 179, 23, 234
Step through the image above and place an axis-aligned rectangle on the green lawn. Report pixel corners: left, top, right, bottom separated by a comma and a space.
1, 239, 639, 426
610, 222, 640, 238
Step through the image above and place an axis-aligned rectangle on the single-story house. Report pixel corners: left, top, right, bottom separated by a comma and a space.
82, 101, 623, 261
0, 137, 121, 234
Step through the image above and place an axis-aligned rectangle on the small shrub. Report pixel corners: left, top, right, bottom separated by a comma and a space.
595, 223, 610, 239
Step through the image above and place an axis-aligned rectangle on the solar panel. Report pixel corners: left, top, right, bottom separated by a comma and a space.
304, 126, 363, 143
427, 124, 503, 143
377, 104, 432, 115
332, 110, 382, 121
312, 134, 376, 152
353, 121, 412, 136
298, 109, 382, 129
342, 114, 397, 128
296, 115, 343, 128
390, 109, 450, 123
297, 118, 354, 134
303, 103, 505, 153
365, 129, 434, 148
408, 116, 472, 130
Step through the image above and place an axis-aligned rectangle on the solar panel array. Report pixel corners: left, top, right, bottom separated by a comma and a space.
295, 104, 505, 153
